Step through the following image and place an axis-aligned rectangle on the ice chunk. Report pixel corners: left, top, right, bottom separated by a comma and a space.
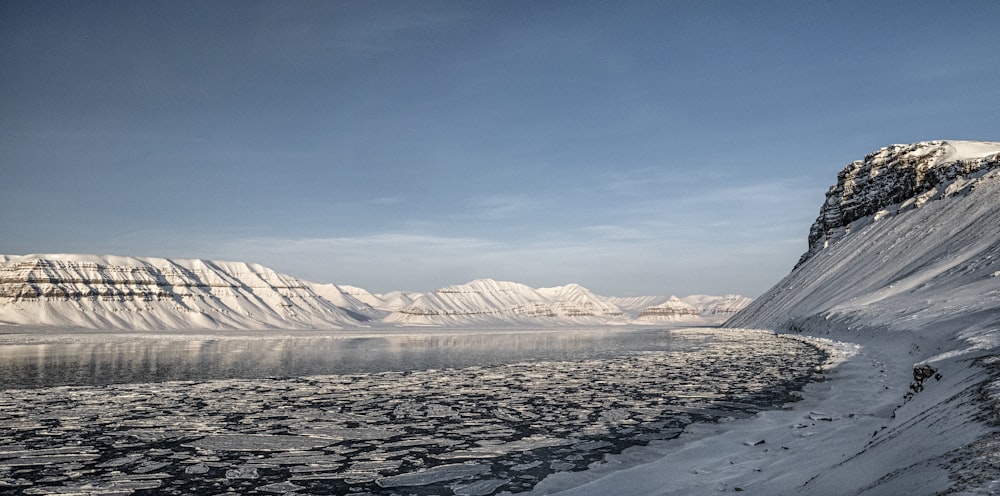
452, 478, 510, 496
225, 465, 259, 479
511, 460, 543, 471
295, 426, 403, 441
184, 463, 210, 474
257, 481, 306, 493
377, 463, 490, 487
185, 434, 332, 451
433, 436, 572, 460
0, 453, 101, 467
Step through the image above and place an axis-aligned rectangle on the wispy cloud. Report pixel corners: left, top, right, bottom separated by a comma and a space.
467, 195, 541, 219
213, 225, 802, 297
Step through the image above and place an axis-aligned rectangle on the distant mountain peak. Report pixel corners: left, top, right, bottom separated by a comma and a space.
1, 255, 751, 330
0, 254, 369, 330
385, 279, 625, 326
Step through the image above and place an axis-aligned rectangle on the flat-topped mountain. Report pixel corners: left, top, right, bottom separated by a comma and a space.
0, 256, 746, 330
0, 254, 370, 330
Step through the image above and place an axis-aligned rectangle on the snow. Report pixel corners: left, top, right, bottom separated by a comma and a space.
0, 259, 743, 330
930, 140, 1000, 165
533, 141, 1000, 495
384, 279, 627, 327
0, 254, 365, 331
4, 142, 996, 493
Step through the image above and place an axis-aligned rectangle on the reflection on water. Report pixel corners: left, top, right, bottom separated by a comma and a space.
0, 329, 712, 388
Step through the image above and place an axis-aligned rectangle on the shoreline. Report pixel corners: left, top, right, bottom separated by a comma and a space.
531, 327, 999, 496
1, 325, 993, 494
521, 330, 878, 495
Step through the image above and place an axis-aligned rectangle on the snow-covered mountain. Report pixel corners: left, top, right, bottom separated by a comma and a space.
731, 140, 1000, 331
383, 279, 627, 326
383, 280, 751, 327
636, 296, 699, 319
610, 294, 752, 323
796, 139, 1000, 266
724, 140, 1000, 494
0, 257, 744, 330
0, 254, 370, 330
336, 285, 421, 313
683, 294, 754, 316
605, 295, 667, 315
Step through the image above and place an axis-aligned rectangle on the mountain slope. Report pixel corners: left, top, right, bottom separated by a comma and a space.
725, 140, 1000, 495
636, 296, 699, 320
383, 279, 626, 326
729, 140, 1000, 334
611, 294, 752, 322
335, 285, 420, 313
0, 254, 367, 330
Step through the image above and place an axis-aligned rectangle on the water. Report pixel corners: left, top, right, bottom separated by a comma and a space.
0, 328, 827, 495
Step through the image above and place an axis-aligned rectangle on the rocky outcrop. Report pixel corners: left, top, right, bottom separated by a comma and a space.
798, 140, 1000, 267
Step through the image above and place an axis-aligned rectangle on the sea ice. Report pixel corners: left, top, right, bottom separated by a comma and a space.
0, 329, 825, 495
376, 462, 490, 487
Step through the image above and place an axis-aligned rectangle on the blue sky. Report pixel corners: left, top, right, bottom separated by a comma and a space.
2, 1, 998, 296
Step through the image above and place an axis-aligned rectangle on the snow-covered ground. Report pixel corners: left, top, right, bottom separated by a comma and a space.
534, 140, 1000, 495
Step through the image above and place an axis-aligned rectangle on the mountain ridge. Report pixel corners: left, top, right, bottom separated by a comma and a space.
0, 255, 747, 330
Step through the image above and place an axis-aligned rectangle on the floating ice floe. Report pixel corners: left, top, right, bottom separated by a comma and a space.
376, 462, 490, 487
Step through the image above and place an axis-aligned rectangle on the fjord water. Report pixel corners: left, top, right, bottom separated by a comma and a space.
1, 328, 730, 388
0, 328, 826, 495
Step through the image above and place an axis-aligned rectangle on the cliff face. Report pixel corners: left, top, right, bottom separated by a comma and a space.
0, 254, 368, 330
798, 140, 1000, 266
729, 140, 1000, 333
724, 140, 1000, 494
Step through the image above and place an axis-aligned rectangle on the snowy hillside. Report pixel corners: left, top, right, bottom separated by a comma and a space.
605, 295, 667, 315
683, 294, 753, 316
383, 279, 627, 327
636, 296, 699, 320
336, 285, 421, 313
721, 140, 1000, 494
611, 294, 752, 323
548, 140, 1000, 496
0, 254, 369, 330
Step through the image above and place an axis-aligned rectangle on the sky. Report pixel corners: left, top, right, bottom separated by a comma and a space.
2, 0, 999, 297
